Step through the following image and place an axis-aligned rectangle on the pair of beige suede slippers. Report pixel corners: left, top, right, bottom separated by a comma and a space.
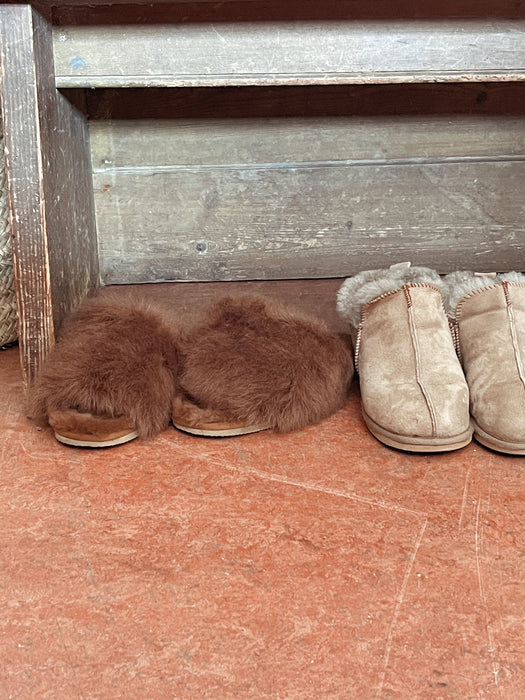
337, 263, 525, 455
29, 294, 353, 448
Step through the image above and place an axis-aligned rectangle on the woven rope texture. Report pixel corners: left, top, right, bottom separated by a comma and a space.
0, 117, 18, 347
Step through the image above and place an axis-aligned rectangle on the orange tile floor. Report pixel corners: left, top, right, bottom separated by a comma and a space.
0, 344, 523, 699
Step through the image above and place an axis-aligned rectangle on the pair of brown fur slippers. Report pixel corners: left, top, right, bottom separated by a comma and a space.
29, 294, 353, 447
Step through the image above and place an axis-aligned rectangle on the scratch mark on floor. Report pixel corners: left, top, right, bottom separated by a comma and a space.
475, 499, 503, 698
458, 466, 472, 531
376, 519, 428, 698
221, 455, 426, 519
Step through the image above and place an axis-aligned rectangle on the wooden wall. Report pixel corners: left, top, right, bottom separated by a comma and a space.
87, 86, 525, 283
49, 10, 525, 282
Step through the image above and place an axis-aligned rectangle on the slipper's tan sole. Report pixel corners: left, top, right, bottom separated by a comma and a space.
173, 422, 268, 437
362, 411, 473, 453
172, 394, 270, 437
54, 430, 139, 448
48, 409, 139, 448
472, 421, 525, 456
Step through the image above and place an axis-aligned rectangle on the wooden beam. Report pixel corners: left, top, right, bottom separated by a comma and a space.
65, 83, 525, 121
44, 0, 525, 25
0, 6, 99, 385
53, 20, 525, 88
93, 163, 525, 283
89, 116, 525, 168
89, 114, 525, 283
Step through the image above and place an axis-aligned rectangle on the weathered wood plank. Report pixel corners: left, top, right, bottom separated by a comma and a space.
53, 21, 525, 88
0, 6, 99, 385
93, 161, 525, 284
67, 83, 525, 121
48, 0, 525, 24
90, 117, 525, 169
33, 0, 525, 10
48, 92, 100, 328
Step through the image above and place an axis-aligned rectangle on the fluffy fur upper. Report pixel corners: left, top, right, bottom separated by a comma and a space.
336, 265, 443, 331
443, 271, 525, 318
29, 293, 181, 439
178, 295, 353, 433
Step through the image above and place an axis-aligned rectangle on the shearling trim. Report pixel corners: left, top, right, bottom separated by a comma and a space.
497, 271, 525, 285
336, 265, 442, 330
441, 271, 497, 319
443, 271, 525, 318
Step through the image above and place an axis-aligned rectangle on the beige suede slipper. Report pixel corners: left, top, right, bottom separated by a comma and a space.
337, 264, 472, 452
443, 271, 525, 455
48, 409, 138, 448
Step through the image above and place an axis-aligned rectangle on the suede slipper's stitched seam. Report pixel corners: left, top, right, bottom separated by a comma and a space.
355, 283, 444, 372
339, 271, 443, 333
455, 281, 525, 321
448, 319, 462, 362
456, 283, 501, 363
503, 282, 525, 393
404, 286, 438, 437
456, 282, 525, 367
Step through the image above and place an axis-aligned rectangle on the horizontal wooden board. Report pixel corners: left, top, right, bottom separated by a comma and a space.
66, 83, 525, 121
53, 21, 525, 88
90, 117, 525, 169
48, 0, 525, 24
93, 161, 525, 284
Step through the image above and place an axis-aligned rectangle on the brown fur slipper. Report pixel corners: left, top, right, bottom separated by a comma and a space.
173, 295, 353, 437
29, 293, 180, 447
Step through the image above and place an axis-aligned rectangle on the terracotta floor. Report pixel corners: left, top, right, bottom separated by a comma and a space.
0, 344, 523, 699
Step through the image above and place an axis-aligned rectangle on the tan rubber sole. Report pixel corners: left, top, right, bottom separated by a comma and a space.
49, 409, 139, 448
173, 422, 268, 437
472, 420, 525, 456
362, 411, 473, 453
54, 430, 139, 448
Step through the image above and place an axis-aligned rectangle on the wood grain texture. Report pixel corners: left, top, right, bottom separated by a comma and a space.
0, 6, 98, 385
46, 0, 525, 25
90, 116, 525, 168
66, 83, 525, 121
53, 21, 525, 88
47, 92, 99, 332
93, 161, 525, 284
33, 0, 525, 10
91, 115, 525, 284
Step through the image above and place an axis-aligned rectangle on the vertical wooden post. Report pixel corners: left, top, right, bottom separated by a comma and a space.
0, 5, 98, 386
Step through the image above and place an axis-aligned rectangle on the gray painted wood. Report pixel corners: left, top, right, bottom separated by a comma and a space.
93, 161, 525, 284
0, 6, 99, 384
53, 21, 525, 88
